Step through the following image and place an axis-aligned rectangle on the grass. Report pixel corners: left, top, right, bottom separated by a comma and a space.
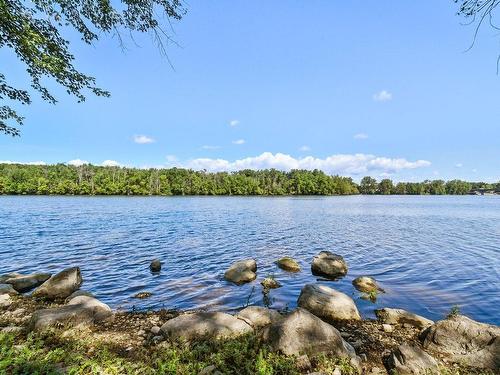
0, 331, 360, 375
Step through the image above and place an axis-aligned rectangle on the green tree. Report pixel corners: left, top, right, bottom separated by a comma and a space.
1, 0, 184, 136
359, 176, 378, 195
378, 179, 394, 195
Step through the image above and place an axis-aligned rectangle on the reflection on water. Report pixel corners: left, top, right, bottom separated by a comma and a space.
0, 195, 499, 324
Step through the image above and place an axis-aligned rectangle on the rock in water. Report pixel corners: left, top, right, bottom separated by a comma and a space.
224, 259, 257, 285
30, 296, 112, 331
5, 273, 51, 293
32, 267, 82, 300
386, 344, 439, 375
261, 277, 281, 289
0, 273, 21, 283
352, 276, 384, 293
160, 312, 253, 340
150, 259, 162, 272
421, 314, 500, 370
375, 308, 433, 330
0, 283, 19, 296
134, 292, 153, 299
236, 306, 282, 329
276, 257, 301, 272
262, 308, 358, 360
311, 251, 348, 279
297, 284, 361, 321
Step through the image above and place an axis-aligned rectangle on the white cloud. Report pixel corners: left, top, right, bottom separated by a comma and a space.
101, 160, 121, 167
184, 152, 431, 175
166, 155, 178, 162
67, 159, 89, 166
201, 145, 221, 150
232, 139, 245, 145
299, 145, 311, 152
229, 120, 239, 127
455, 163, 463, 168
133, 135, 155, 144
0, 160, 46, 165
354, 133, 368, 140
472, 168, 478, 173
373, 90, 392, 102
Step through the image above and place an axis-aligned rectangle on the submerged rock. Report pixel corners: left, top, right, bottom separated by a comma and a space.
311, 251, 348, 279
352, 276, 384, 293
134, 292, 153, 299
262, 308, 357, 360
375, 308, 433, 330
261, 277, 281, 289
236, 306, 282, 329
224, 259, 257, 285
297, 284, 361, 321
150, 259, 162, 272
421, 314, 500, 370
160, 312, 253, 340
0, 283, 19, 296
386, 344, 439, 375
0, 273, 21, 283
32, 267, 82, 300
30, 296, 112, 331
5, 273, 51, 293
276, 257, 301, 272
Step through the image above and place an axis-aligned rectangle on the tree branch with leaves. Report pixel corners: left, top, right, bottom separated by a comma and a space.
0, 0, 184, 135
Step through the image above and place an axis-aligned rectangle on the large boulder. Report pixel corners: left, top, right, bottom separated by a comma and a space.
276, 257, 301, 272
297, 284, 361, 321
224, 259, 257, 285
30, 296, 112, 331
160, 312, 253, 340
236, 306, 282, 329
311, 251, 348, 279
0, 283, 19, 296
375, 308, 433, 330
385, 344, 439, 375
32, 267, 82, 300
352, 276, 383, 293
262, 308, 357, 360
5, 273, 51, 293
421, 315, 500, 370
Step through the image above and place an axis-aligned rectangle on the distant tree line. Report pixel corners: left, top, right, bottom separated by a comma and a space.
0, 164, 497, 196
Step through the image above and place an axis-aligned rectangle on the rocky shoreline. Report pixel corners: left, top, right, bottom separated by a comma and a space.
1, 254, 499, 374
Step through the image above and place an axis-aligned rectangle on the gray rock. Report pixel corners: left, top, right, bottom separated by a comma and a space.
30, 296, 112, 331
276, 257, 301, 272
0, 283, 19, 296
160, 312, 253, 341
32, 267, 82, 300
375, 308, 433, 329
261, 277, 281, 289
295, 354, 312, 372
65, 290, 94, 303
0, 294, 12, 308
311, 251, 348, 279
151, 325, 161, 335
5, 273, 51, 293
297, 284, 361, 321
352, 276, 384, 293
1, 326, 23, 334
421, 314, 500, 370
150, 259, 162, 272
236, 306, 282, 329
382, 324, 394, 333
0, 272, 21, 283
224, 259, 257, 285
198, 365, 217, 375
134, 292, 153, 299
262, 307, 357, 359
386, 344, 439, 374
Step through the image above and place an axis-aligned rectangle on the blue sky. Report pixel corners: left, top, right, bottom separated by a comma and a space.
1, 1, 499, 182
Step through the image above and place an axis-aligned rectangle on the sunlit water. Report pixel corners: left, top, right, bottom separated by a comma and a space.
0, 196, 498, 325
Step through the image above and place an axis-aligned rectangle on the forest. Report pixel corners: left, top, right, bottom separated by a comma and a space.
0, 164, 496, 196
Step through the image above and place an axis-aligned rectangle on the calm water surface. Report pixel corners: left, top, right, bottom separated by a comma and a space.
0, 196, 499, 324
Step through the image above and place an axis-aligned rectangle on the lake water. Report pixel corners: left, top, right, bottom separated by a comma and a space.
0, 196, 498, 325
